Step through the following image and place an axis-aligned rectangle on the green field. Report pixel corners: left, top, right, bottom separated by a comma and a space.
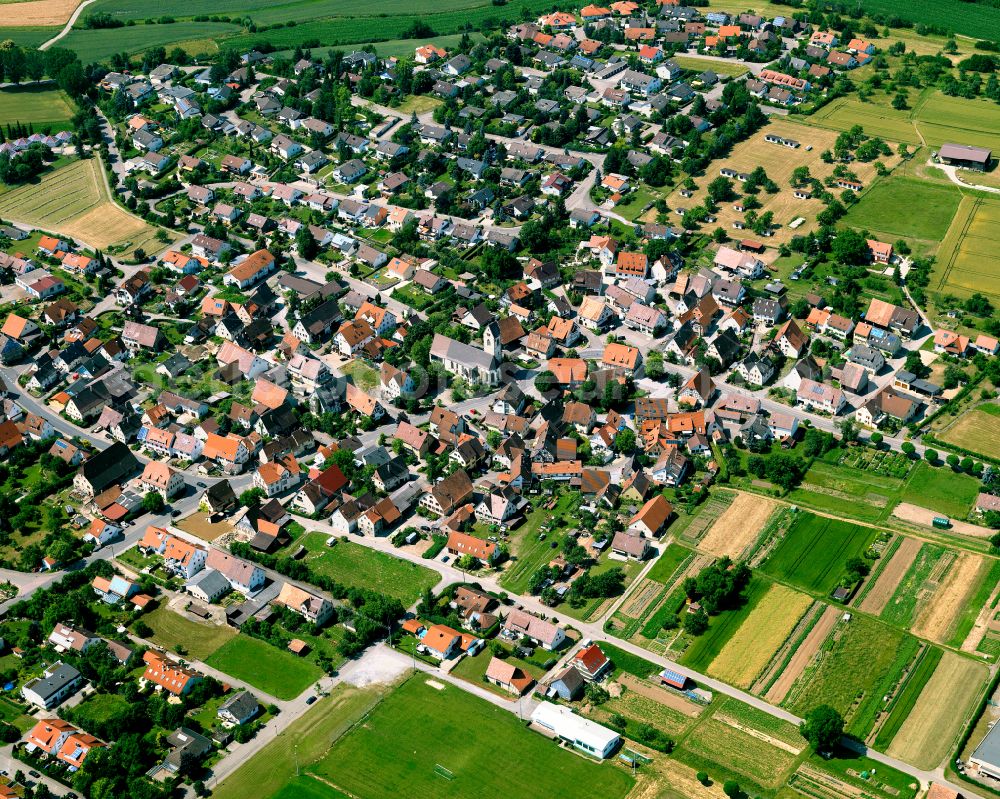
871, 646, 942, 750
311, 676, 634, 799
646, 544, 692, 584
133, 606, 235, 660
787, 460, 905, 524
860, 0, 1000, 43
841, 176, 960, 245
0, 27, 58, 48
60, 21, 240, 63
939, 404, 1000, 460
271, 776, 350, 799
300, 534, 439, 606
205, 636, 323, 701
880, 543, 946, 628
898, 461, 980, 518
680, 576, 769, 672
0, 85, 75, 131
762, 513, 876, 595
785, 614, 919, 737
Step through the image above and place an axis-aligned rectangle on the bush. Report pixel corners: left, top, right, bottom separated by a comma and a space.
697, 772, 710, 786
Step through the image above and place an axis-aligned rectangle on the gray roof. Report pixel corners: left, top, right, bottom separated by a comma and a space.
973, 719, 1000, 769
24, 662, 80, 701
430, 334, 498, 371
187, 568, 230, 598
940, 142, 991, 163
219, 689, 259, 721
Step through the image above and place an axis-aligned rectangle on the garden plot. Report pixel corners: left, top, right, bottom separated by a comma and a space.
698, 493, 777, 559
676, 716, 797, 791
857, 536, 922, 615
707, 583, 812, 690
674, 492, 734, 545
912, 552, 987, 643
763, 604, 840, 704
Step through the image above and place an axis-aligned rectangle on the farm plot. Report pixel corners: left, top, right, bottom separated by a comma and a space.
664, 119, 900, 246
707, 583, 813, 690
858, 537, 922, 615
673, 492, 734, 545
912, 553, 989, 643
934, 196, 1000, 302
784, 614, 919, 738
676, 716, 798, 791
680, 576, 769, 672
764, 604, 841, 704
0, 158, 168, 258
698, 493, 777, 559
880, 543, 948, 628
787, 460, 905, 524
589, 680, 697, 738
761, 512, 877, 595
939, 405, 1000, 459
886, 651, 988, 769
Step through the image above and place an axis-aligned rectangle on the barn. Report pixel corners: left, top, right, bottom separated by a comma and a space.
939, 142, 992, 171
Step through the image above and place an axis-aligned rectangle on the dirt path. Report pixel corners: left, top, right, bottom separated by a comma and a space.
892, 502, 991, 538
698, 493, 778, 559
858, 537, 922, 615
912, 552, 986, 642
764, 605, 840, 705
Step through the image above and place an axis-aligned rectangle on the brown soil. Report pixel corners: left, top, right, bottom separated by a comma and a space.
912, 552, 986, 642
764, 605, 840, 704
857, 537, 922, 615
892, 502, 991, 538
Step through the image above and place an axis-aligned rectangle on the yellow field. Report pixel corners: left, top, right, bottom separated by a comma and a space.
940, 406, 1000, 459
887, 652, 987, 769
708, 584, 813, 689
936, 196, 1000, 301
666, 119, 901, 248
0, 158, 171, 258
698, 493, 776, 558
0, 0, 78, 25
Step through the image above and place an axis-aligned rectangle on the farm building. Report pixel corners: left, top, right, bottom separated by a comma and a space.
657, 668, 689, 690
939, 143, 991, 171
971, 721, 1000, 780
530, 702, 620, 758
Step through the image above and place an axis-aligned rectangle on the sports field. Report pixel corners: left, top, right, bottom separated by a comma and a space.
300, 534, 439, 606
807, 90, 1000, 152
761, 512, 876, 595
205, 635, 323, 701
886, 651, 987, 768
935, 196, 1000, 302
0, 158, 168, 258
840, 176, 960, 252
133, 606, 235, 661
664, 120, 899, 245
939, 405, 1000, 459
311, 676, 634, 799
0, 85, 75, 131
707, 583, 812, 689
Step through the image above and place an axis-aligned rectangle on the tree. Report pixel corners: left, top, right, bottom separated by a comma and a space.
296, 224, 318, 260
141, 492, 164, 514
869, 431, 882, 446
831, 229, 870, 265
925, 448, 938, 463
800, 705, 844, 753
697, 772, 710, 786
947, 453, 960, 469
613, 428, 636, 454
901, 442, 915, 457
723, 781, 742, 799
892, 93, 908, 110
683, 606, 709, 635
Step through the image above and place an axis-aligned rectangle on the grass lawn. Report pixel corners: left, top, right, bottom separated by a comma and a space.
898, 461, 980, 518
340, 359, 379, 392
645, 544, 693, 584
939, 404, 1000, 461
673, 55, 749, 77
300, 534, 439, 606
213, 682, 390, 799
0, 695, 35, 732
840, 176, 960, 246
133, 606, 235, 661
69, 693, 130, 728
0, 85, 75, 131
394, 94, 445, 115
761, 512, 877, 594
205, 636, 322, 701
499, 493, 582, 594
311, 675, 634, 799
272, 775, 350, 799
601, 641, 661, 679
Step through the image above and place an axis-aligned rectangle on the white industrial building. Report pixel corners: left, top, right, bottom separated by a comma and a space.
530, 701, 620, 759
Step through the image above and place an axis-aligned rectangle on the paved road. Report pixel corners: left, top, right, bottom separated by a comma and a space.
932, 159, 1000, 195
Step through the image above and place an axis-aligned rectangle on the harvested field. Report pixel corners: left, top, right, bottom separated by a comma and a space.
632, 758, 728, 799
858, 537, 922, 615
912, 553, 987, 643
939, 405, 1000, 461
0, 0, 78, 26
764, 605, 840, 704
887, 651, 987, 768
751, 601, 821, 695
708, 584, 812, 689
618, 673, 702, 718
891, 502, 991, 538
698, 493, 777, 559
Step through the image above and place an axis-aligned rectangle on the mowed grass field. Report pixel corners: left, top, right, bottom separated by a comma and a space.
0, 158, 168, 257
886, 651, 987, 768
939, 404, 1000, 460
840, 176, 960, 253
311, 676, 634, 799
205, 635, 323, 701
761, 512, 876, 595
898, 461, 980, 519
132, 606, 235, 660
0, 85, 75, 131
300, 534, 439, 606
664, 120, 900, 245
707, 584, 813, 689
787, 460, 905, 524
785, 614, 919, 738
59, 21, 239, 62
807, 90, 1000, 152
935, 196, 1000, 302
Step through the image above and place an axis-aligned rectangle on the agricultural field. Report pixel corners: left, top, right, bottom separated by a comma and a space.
698, 492, 777, 559
880, 542, 948, 628
59, 21, 239, 62
707, 583, 813, 690
764, 605, 842, 704
131, 606, 235, 661
886, 651, 988, 768
681, 576, 769, 672
0, 85, 75, 131
0, 158, 170, 258
205, 635, 323, 701
857, 537, 922, 616
786, 460, 905, 524
646, 544, 694, 585
0, 0, 77, 26
840, 176, 960, 255
784, 614, 919, 738
938, 404, 1000, 459
936, 196, 1000, 303
0, 26, 58, 47
761, 512, 876, 595
311, 676, 634, 799
664, 119, 900, 246
898, 461, 980, 519
299, 533, 439, 606
673, 491, 735, 545
861, 0, 1000, 45
911, 554, 996, 645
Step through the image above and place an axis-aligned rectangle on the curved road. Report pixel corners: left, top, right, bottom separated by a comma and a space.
39, 0, 97, 51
